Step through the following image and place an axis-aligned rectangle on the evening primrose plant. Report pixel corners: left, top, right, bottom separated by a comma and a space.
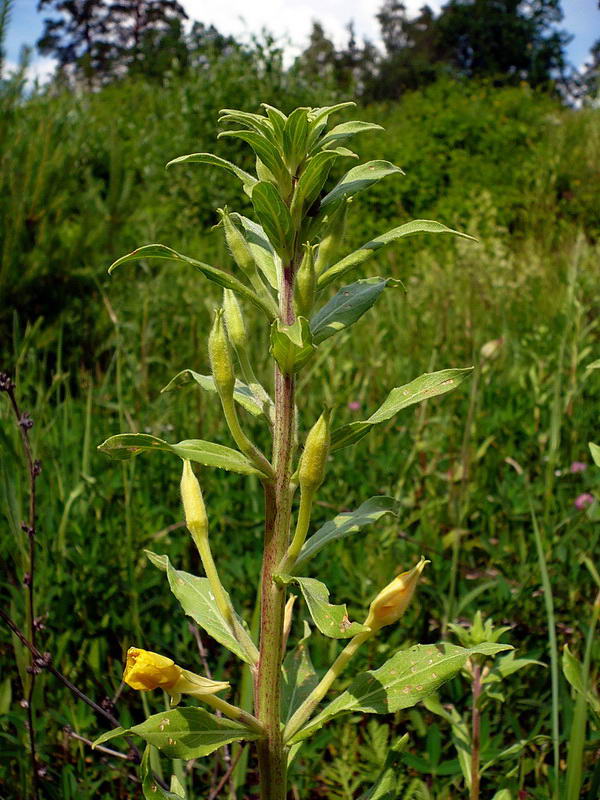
95, 102, 510, 799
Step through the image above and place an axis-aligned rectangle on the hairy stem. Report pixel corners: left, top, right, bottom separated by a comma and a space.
255, 265, 296, 800
469, 661, 482, 800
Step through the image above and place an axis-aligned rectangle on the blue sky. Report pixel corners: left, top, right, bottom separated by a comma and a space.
5, 0, 599, 77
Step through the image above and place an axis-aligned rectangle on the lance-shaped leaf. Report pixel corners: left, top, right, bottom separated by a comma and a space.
331, 368, 473, 450
232, 214, 279, 290
218, 109, 277, 145
161, 370, 272, 419
317, 120, 384, 152
219, 129, 290, 193
291, 149, 356, 225
308, 102, 356, 128
589, 442, 600, 468
310, 278, 401, 345
261, 103, 287, 143
296, 496, 398, 569
320, 160, 404, 211
319, 220, 477, 288
108, 244, 275, 320
141, 746, 186, 799
98, 433, 264, 477
270, 317, 316, 374
94, 707, 261, 760
283, 107, 310, 171
562, 645, 600, 716
279, 575, 369, 639
290, 642, 511, 742
146, 551, 259, 665
166, 152, 256, 196
281, 622, 318, 724
251, 181, 293, 261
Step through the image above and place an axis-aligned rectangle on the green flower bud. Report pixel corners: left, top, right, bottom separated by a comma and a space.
295, 243, 317, 318
208, 308, 235, 397
298, 409, 331, 492
315, 197, 351, 274
223, 289, 246, 353
180, 459, 208, 542
218, 207, 256, 279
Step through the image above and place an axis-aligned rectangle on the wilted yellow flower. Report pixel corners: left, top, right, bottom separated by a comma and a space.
365, 557, 429, 631
124, 648, 182, 691
123, 647, 229, 696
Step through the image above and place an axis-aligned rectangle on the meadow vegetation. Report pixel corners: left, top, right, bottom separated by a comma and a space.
0, 69, 599, 799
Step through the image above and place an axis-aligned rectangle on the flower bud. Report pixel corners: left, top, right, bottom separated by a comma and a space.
315, 197, 351, 274
365, 557, 429, 631
123, 647, 229, 695
223, 289, 247, 353
208, 308, 235, 397
180, 459, 208, 542
298, 409, 331, 493
218, 207, 256, 279
294, 244, 317, 318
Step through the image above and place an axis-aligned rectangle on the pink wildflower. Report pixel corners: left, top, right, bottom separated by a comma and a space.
570, 461, 587, 473
574, 493, 594, 510
347, 401, 361, 411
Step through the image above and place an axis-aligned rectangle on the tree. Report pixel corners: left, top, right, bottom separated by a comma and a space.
37, 0, 114, 84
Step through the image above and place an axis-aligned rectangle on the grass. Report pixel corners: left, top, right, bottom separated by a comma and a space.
0, 73, 599, 798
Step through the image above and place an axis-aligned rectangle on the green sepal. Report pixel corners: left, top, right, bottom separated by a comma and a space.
97, 433, 264, 477
108, 243, 275, 320
145, 551, 259, 665
320, 160, 404, 211
251, 182, 293, 262
278, 574, 369, 639
310, 278, 401, 344
270, 317, 316, 374
165, 151, 257, 196
331, 368, 474, 450
94, 707, 262, 760
290, 642, 512, 743
296, 496, 398, 568
319, 220, 477, 289
161, 369, 272, 419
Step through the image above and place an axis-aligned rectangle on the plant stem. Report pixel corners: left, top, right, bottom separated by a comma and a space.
255, 265, 296, 800
284, 630, 372, 742
470, 660, 482, 800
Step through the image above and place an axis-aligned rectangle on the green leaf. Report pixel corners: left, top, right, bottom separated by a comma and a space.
232, 214, 279, 290
320, 160, 404, 211
218, 109, 277, 145
107, 244, 275, 320
280, 575, 369, 639
270, 317, 316, 374
318, 121, 384, 151
359, 736, 409, 800
562, 645, 600, 716
291, 642, 511, 743
100, 707, 261, 760
308, 102, 356, 128
319, 220, 478, 289
218, 130, 289, 192
161, 370, 269, 418
251, 182, 293, 260
482, 651, 544, 684
98, 433, 263, 477
141, 746, 186, 799
291, 149, 356, 225
310, 278, 400, 344
296, 496, 398, 568
283, 107, 310, 170
589, 442, 600, 468
92, 726, 127, 749
281, 622, 318, 725
165, 152, 256, 196
146, 551, 259, 665
331, 368, 473, 450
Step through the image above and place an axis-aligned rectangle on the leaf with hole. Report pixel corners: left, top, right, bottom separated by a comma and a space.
98, 433, 264, 477
290, 642, 511, 742
296, 496, 398, 568
331, 368, 473, 450
141, 746, 186, 799
310, 278, 400, 344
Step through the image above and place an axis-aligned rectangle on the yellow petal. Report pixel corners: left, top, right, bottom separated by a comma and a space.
123, 647, 183, 692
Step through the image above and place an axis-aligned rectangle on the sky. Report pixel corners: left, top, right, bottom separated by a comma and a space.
4, 0, 599, 81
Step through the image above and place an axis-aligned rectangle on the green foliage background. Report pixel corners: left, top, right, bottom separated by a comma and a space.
0, 70, 599, 798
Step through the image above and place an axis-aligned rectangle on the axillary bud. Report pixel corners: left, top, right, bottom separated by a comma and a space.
217, 207, 256, 278
180, 459, 208, 542
223, 289, 247, 353
365, 557, 429, 631
208, 307, 235, 396
298, 409, 331, 492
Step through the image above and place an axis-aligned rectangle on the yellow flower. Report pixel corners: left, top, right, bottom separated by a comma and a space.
123, 647, 229, 696
365, 557, 429, 631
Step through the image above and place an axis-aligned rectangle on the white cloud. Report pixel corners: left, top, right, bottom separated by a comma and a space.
4, 56, 55, 86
